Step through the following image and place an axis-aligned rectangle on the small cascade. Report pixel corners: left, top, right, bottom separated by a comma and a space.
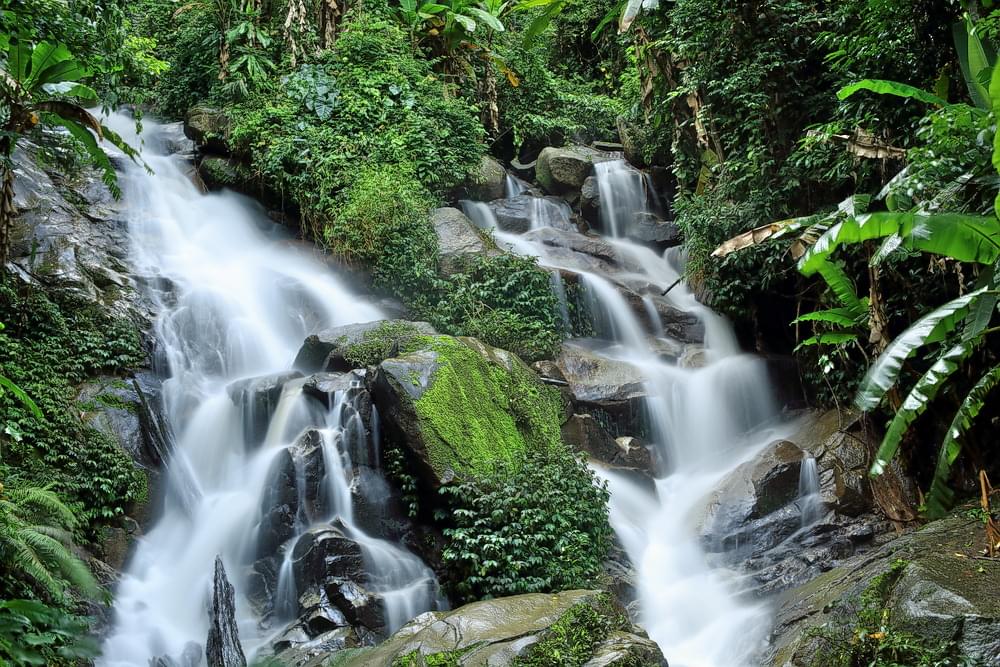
580, 272, 647, 349
798, 456, 823, 527
504, 173, 526, 197
595, 159, 651, 238
642, 295, 665, 337
550, 271, 572, 333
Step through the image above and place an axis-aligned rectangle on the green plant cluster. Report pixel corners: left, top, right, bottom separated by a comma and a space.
437, 446, 612, 604
343, 321, 424, 369
0, 281, 147, 528
514, 593, 633, 667
0, 599, 98, 667
806, 560, 977, 667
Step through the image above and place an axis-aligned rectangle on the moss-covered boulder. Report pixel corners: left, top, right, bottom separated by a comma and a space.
331, 590, 667, 666
184, 105, 232, 154
536, 146, 612, 196
294, 321, 437, 373
371, 335, 564, 486
456, 155, 507, 202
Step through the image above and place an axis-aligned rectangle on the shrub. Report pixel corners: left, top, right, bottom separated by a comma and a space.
438, 446, 612, 604
0, 599, 98, 666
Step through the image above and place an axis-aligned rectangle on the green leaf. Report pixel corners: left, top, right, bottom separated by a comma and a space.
466, 7, 504, 32
8, 38, 31, 82
32, 58, 89, 88
798, 212, 1000, 277
870, 339, 980, 477
856, 287, 989, 411
522, 0, 565, 45
0, 376, 42, 419
26, 41, 72, 90
453, 13, 477, 32
40, 113, 121, 199
815, 260, 865, 317
837, 79, 948, 106
795, 331, 857, 350
793, 308, 860, 328
925, 363, 1000, 518
953, 15, 995, 110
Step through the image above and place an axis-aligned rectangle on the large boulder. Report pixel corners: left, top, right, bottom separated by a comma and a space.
458, 155, 506, 201
580, 175, 601, 225
629, 212, 682, 247
555, 342, 648, 439
334, 590, 667, 666
430, 207, 493, 276
769, 515, 1000, 666
372, 335, 565, 487
562, 413, 654, 475
293, 320, 436, 374
487, 195, 575, 234
205, 557, 247, 667
536, 146, 613, 196
226, 370, 304, 447
184, 105, 232, 154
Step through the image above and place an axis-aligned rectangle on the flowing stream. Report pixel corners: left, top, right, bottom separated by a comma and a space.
464, 158, 800, 667
98, 116, 437, 666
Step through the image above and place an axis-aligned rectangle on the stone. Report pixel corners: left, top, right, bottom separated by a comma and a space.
555, 341, 649, 439
487, 194, 575, 234
622, 291, 704, 344
271, 626, 359, 667
205, 557, 247, 667
332, 590, 667, 667
291, 524, 367, 596
536, 146, 614, 195
431, 207, 493, 275
629, 212, 682, 246
510, 156, 536, 181
580, 176, 601, 225
459, 155, 506, 201
562, 414, 654, 474
769, 515, 1000, 666
293, 320, 436, 374
226, 370, 304, 448
184, 105, 232, 154
371, 335, 565, 488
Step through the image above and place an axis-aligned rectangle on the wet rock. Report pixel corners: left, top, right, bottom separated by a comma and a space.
291, 524, 367, 595
226, 370, 304, 447
149, 642, 202, 667
536, 146, 613, 195
332, 590, 666, 666
580, 176, 601, 225
293, 320, 436, 373
487, 194, 575, 233
563, 414, 653, 474
629, 212, 682, 247
521, 227, 622, 267
431, 207, 494, 276
184, 105, 232, 154
510, 156, 536, 181
458, 155, 506, 201
622, 292, 704, 344
271, 626, 359, 667
206, 557, 247, 667
555, 342, 648, 439
769, 515, 1000, 666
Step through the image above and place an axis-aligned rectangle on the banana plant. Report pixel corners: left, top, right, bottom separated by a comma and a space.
0, 37, 140, 262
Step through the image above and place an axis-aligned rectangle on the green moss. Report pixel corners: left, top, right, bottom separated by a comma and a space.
391, 647, 474, 667
515, 593, 629, 667
343, 321, 421, 368
409, 337, 563, 479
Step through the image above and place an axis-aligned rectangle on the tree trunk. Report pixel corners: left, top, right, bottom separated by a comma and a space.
480, 58, 500, 139
1, 162, 15, 265
319, 0, 341, 49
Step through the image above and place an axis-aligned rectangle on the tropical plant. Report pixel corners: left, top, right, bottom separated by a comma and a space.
0, 481, 100, 601
0, 323, 42, 449
0, 36, 140, 262
0, 598, 98, 666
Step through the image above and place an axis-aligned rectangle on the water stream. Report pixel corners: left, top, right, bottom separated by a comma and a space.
98, 116, 438, 666
464, 159, 797, 666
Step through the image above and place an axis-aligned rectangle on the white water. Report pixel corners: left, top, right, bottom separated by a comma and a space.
798, 456, 823, 528
98, 115, 437, 666
466, 159, 796, 666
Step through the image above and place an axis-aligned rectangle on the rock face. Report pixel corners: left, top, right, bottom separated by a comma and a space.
184, 105, 232, 154
430, 207, 493, 275
293, 320, 436, 374
459, 155, 506, 201
769, 515, 1000, 666
206, 557, 247, 667
226, 370, 304, 447
562, 413, 654, 476
334, 590, 667, 666
487, 194, 575, 233
555, 342, 649, 438
580, 175, 601, 225
371, 335, 565, 488
629, 212, 682, 246
536, 146, 613, 195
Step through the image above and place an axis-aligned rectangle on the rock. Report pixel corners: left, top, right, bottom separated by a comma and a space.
622, 291, 704, 344
487, 194, 575, 234
293, 320, 436, 374
431, 207, 493, 275
158, 121, 196, 158
271, 626, 359, 667
291, 524, 367, 597
592, 141, 625, 153
333, 590, 666, 667
371, 335, 565, 488
580, 176, 601, 225
521, 227, 623, 269
555, 342, 648, 439
562, 414, 653, 475
198, 156, 245, 191
205, 557, 247, 667
769, 515, 1000, 666
537, 146, 613, 196
226, 370, 304, 448
510, 156, 536, 181
629, 212, 682, 246
459, 155, 506, 201
184, 105, 232, 154
149, 642, 202, 667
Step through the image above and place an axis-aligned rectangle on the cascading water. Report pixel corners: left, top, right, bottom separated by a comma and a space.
98, 114, 438, 666
464, 157, 798, 666
798, 456, 823, 528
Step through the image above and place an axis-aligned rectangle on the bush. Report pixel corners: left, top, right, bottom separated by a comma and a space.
0, 281, 147, 528
0, 599, 97, 666
438, 446, 612, 604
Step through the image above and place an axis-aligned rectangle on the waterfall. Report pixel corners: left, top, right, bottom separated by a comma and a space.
98, 114, 438, 666
798, 456, 823, 527
461, 155, 798, 667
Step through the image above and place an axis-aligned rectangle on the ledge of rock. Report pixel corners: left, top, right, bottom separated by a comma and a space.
294, 320, 436, 373
537, 146, 614, 196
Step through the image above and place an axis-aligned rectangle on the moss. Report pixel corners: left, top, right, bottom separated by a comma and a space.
514, 593, 630, 667
343, 321, 421, 368
408, 336, 563, 479
391, 647, 474, 667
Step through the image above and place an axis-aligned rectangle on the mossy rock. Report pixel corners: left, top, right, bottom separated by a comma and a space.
332, 590, 666, 667
294, 320, 437, 373
536, 146, 612, 196
371, 335, 564, 486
